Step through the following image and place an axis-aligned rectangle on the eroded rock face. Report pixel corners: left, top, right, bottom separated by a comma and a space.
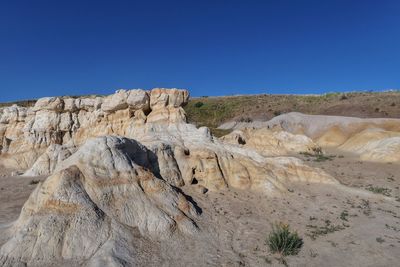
221, 112, 400, 163
338, 128, 400, 162
265, 113, 400, 162
221, 127, 319, 156
0, 136, 198, 266
0, 89, 338, 266
0, 88, 188, 170
23, 144, 76, 176
0, 90, 336, 192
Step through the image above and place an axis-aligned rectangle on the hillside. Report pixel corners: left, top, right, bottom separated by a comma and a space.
184, 91, 400, 136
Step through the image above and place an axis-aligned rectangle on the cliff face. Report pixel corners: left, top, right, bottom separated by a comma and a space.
0, 89, 336, 266
0, 88, 188, 170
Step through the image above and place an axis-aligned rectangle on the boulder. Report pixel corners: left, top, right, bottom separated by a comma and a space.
150, 88, 189, 109
33, 97, 64, 112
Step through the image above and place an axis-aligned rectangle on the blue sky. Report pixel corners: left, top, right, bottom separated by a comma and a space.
1, 0, 399, 102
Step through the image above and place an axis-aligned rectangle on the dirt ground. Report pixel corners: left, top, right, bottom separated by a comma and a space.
0, 152, 399, 267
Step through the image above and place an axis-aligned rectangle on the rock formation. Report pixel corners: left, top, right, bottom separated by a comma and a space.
220, 112, 400, 163
221, 127, 319, 156
0, 136, 198, 266
0, 89, 337, 266
0, 88, 188, 170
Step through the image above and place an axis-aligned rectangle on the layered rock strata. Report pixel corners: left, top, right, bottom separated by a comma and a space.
0, 89, 337, 266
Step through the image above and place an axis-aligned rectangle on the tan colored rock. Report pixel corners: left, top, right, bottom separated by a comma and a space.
63, 98, 78, 112
0, 90, 144, 168
101, 89, 149, 113
257, 112, 400, 162
150, 88, 189, 109
127, 89, 150, 111
0, 105, 27, 124
338, 128, 400, 162
33, 97, 64, 112
101, 89, 129, 112
0, 136, 199, 266
0, 89, 341, 266
23, 144, 76, 176
221, 127, 319, 156
146, 106, 187, 124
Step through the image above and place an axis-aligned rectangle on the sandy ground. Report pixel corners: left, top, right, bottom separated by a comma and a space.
0, 153, 399, 267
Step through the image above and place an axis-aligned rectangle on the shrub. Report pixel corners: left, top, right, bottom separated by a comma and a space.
267, 223, 303, 256
29, 179, 40, 185
194, 101, 204, 108
340, 210, 349, 221
306, 220, 345, 240
311, 147, 323, 155
365, 185, 391, 196
237, 117, 253, 123
273, 110, 281, 116
313, 154, 335, 162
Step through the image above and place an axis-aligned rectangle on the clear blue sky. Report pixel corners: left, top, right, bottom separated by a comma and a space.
1, 0, 399, 102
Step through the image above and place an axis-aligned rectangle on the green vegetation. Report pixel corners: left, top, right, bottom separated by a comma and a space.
267, 223, 303, 257
306, 220, 345, 240
185, 96, 247, 129
339, 210, 349, 221
194, 101, 204, 108
299, 150, 335, 162
0, 99, 36, 108
358, 199, 371, 216
313, 154, 335, 162
365, 185, 392, 197
237, 116, 253, 123
183, 91, 400, 138
273, 110, 281, 116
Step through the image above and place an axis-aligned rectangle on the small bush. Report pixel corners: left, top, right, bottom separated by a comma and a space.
306, 220, 345, 240
365, 185, 391, 196
314, 154, 335, 162
194, 101, 204, 108
237, 117, 253, 123
29, 179, 40, 185
299, 149, 334, 162
267, 223, 303, 256
273, 110, 282, 116
340, 210, 349, 221
311, 147, 323, 155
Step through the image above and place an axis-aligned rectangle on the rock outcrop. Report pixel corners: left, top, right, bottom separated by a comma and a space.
220, 112, 400, 163
266, 113, 400, 162
221, 127, 319, 156
0, 136, 198, 267
0, 89, 338, 266
0, 88, 188, 171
